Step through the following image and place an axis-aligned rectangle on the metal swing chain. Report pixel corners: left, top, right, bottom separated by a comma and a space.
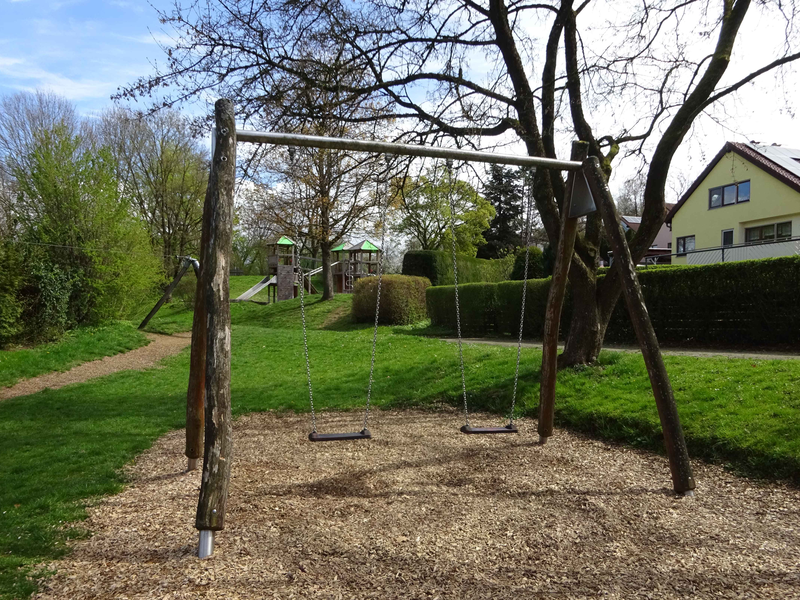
298, 245, 318, 432
362, 156, 391, 431
288, 152, 318, 433
444, 159, 471, 428
508, 168, 536, 425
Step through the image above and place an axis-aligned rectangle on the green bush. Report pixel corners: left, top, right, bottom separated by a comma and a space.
429, 277, 571, 339
509, 246, 545, 280
352, 275, 431, 325
606, 256, 800, 346
20, 261, 76, 342
172, 273, 199, 308
402, 250, 513, 286
428, 256, 800, 347
0, 243, 24, 345
12, 125, 162, 328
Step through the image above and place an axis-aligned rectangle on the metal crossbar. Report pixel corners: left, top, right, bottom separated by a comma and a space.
236, 130, 582, 171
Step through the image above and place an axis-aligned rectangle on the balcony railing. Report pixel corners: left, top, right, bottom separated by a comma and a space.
609, 236, 800, 266
681, 236, 800, 265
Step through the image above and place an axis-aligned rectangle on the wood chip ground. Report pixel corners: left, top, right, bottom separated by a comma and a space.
35, 410, 800, 599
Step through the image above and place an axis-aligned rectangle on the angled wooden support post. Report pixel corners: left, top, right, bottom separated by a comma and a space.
138, 257, 193, 330
186, 230, 212, 470
582, 156, 696, 495
538, 141, 589, 444
195, 99, 237, 557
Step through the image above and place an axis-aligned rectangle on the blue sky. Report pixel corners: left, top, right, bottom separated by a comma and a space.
0, 0, 174, 114
0, 0, 797, 195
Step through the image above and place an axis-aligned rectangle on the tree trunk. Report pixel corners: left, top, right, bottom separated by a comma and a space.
195, 99, 236, 532
321, 240, 334, 300
558, 267, 603, 367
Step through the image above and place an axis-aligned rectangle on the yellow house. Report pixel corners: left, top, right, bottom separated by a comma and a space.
666, 142, 800, 265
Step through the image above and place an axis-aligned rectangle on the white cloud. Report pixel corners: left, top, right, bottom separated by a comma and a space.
121, 31, 175, 46
0, 54, 114, 100
110, 1, 144, 12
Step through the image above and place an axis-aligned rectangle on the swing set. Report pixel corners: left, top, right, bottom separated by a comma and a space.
187, 99, 696, 559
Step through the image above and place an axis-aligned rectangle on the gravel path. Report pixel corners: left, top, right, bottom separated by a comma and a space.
0, 332, 191, 400
443, 337, 800, 361
35, 410, 800, 599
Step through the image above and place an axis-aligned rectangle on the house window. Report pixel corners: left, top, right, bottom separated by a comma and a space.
676, 235, 695, 255
738, 181, 750, 202
745, 222, 792, 244
709, 181, 750, 209
722, 230, 734, 246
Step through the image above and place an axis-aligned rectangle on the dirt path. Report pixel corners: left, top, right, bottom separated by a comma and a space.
443, 337, 800, 361
0, 332, 192, 401
35, 410, 800, 599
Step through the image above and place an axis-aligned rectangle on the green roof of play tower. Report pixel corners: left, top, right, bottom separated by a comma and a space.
347, 240, 381, 252
276, 236, 296, 246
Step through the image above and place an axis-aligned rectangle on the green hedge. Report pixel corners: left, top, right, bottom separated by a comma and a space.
509, 246, 546, 280
402, 250, 513, 286
352, 275, 431, 325
428, 256, 800, 347
427, 278, 570, 338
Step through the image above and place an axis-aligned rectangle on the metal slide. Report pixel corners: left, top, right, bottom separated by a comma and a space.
232, 275, 276, 302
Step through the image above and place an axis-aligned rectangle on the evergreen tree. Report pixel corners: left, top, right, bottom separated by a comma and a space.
477, 165, 523, 259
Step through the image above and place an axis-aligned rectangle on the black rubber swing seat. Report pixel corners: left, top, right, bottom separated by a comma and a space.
308, 429, 372, 442
460, 423, 518, 435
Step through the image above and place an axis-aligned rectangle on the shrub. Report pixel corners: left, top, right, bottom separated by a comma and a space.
352, 275, 431, 325
427, 282, 502, 336
402, 250, 513, 286
172, 273, 199, 308
606, 256, 800, 346
429, 277, 572, 339
509, 246, 545, 280
19, 261, 76, 342
428, 256, 800, 347
11, 122, 163, 330
0, 243, 24, 345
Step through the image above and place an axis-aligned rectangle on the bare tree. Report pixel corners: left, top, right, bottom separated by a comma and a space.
120, 0, 800, 364
257, 139, 385, 299
615, 173, 648, 217
100, 108, 207, 276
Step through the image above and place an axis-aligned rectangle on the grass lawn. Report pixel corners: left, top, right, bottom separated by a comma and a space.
0, 287, 798, 598
0, 322, 150, 389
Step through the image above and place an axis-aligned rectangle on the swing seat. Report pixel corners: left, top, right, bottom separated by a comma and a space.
308, 429, 372, 442
460, 423, 518, 435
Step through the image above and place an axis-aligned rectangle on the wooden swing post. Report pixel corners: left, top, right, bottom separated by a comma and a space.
195, 99, 237, 557
185, 185, 214, 470
582, 156, 696, 495
538, 141, 588, 443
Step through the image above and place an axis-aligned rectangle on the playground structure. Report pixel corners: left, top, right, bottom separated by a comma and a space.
331, 240, 382, 293
233, 236, 308, 304
232, 236, 382, 302
187, 99, 696, 559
